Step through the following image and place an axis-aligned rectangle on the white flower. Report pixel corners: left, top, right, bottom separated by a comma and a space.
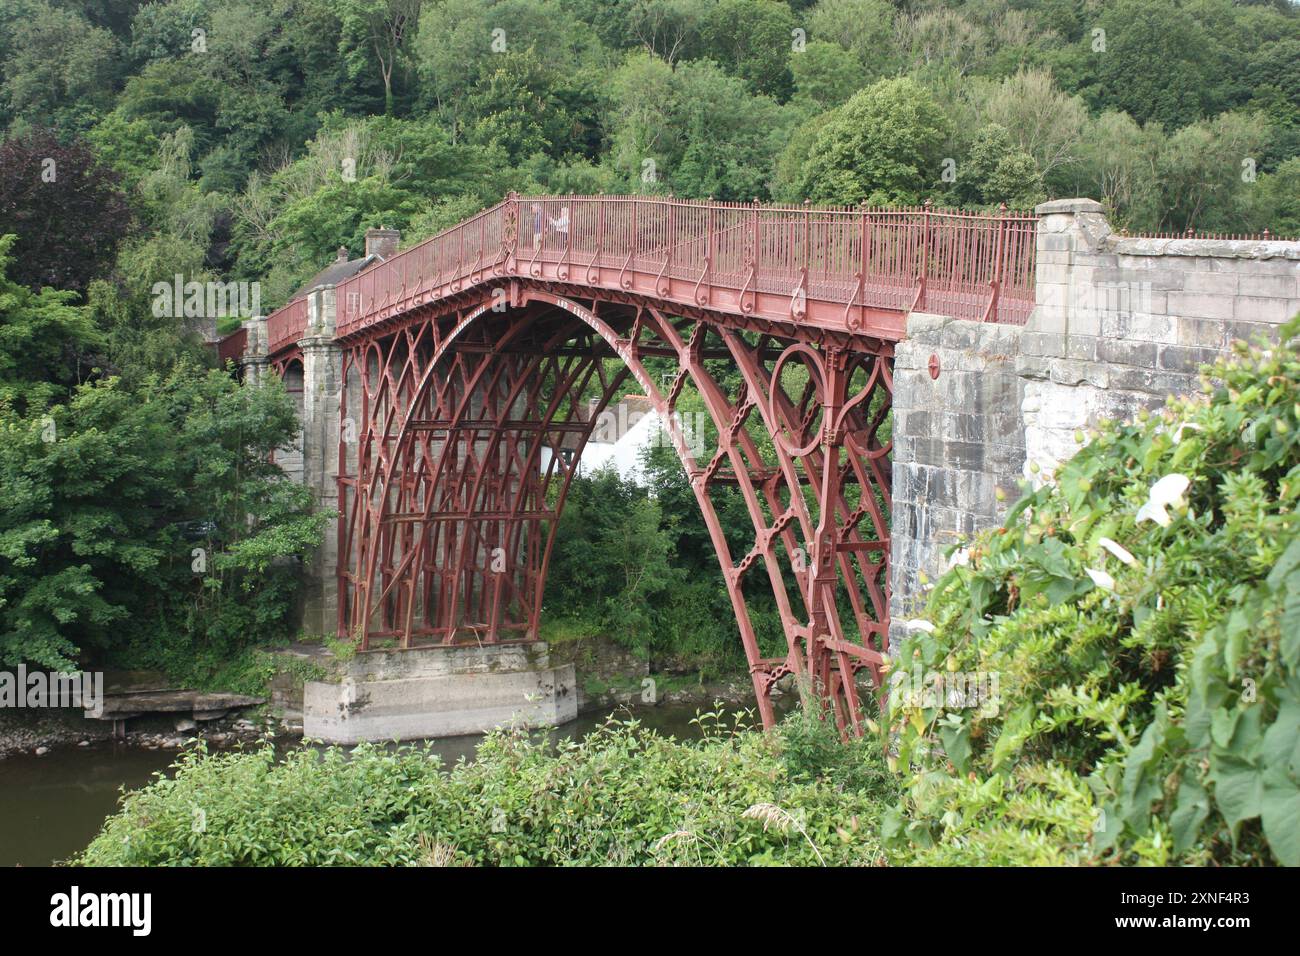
1135, 500, 1168, 527
905, 619, 936, 634
1097, 537, 1137, 566
947, 548, 971, 569
1172, 422, 1203, 444
1136, 474, 1191, 528
1085, 567, 1116, 591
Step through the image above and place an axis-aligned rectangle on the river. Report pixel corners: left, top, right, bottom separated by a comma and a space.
0, 701, 753, 867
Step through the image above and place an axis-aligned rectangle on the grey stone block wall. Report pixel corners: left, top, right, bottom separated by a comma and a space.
886, 201, 1299, 651
1021, 199, 1300, 478
888, 313, 1025, 650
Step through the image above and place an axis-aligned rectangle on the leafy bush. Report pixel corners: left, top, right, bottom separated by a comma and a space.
777, 692, 893, 794
545, 466, 682, 659
78, 712, 896, 867
0, 362, 329, 675
885, 317, 1300, 866
0, 234, 103, 412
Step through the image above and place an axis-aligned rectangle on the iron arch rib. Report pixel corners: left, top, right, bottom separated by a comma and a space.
333, 284, 892, 733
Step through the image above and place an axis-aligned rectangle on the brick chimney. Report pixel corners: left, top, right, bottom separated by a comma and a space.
364, 226, 400, 260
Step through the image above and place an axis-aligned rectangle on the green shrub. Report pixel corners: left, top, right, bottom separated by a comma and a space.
777, 686, 892, 794
0, 363, 329, 676
885, 317, 1300, 866
78, 712, 895, 867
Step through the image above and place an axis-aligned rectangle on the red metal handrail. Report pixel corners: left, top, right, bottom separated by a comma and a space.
266, 296, 309, 355
216, 325, 247, 368
264, 194, 1041, 350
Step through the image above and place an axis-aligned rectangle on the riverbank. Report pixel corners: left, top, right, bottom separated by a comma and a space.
0, 667, 760, 762
0, 707, 283, 760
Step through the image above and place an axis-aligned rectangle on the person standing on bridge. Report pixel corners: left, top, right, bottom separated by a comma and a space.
531, 203, 544, 249
550, 205, 570, 246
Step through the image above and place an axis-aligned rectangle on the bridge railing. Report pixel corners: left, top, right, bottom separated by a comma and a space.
268, 194, 1039, 348
512, 194, 1038, 326
335, 199, 510, 338
267, 295, 309, 354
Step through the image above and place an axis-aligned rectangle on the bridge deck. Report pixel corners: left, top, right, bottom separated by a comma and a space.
266, 194, 1037, 354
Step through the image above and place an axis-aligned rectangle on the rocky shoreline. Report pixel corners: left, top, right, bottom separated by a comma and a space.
2, 661, 787, 761
0, 707, 290, 760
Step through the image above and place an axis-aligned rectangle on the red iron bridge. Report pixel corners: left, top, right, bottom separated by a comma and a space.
258, 193, 1038, 734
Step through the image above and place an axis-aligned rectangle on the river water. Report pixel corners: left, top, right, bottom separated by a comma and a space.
0, 701, 750, 867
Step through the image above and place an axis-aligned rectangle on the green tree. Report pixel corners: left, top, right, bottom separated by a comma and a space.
965, 67, 1088, 191
894, 7, 988, 82
414, 0, 603, 141
230, 115, 504, 296
466, 49, 601, 163
624, 0, 707, 65
337, 0, 423, 115
85, 127, 229, 377
1251, 156, 1300, 237
953, 124, 1044, 209
86, 111, 163, 192
1081, 0, 1229, 130
110, 59, 221, 157
0, 0, 121, 130
546, 466, 682, 657
0, 364, 328, 673
806, 0, 898, 78
790, 40, 863, 109
1072, 111, 1162, 230
699, 0, 796, 100
792, 77, 949, 205
607, 54, 789, 200
0, 235, 102, 412
123, 0, 366, 189
771, 110, 835, 203
1152, 110, 1270, 233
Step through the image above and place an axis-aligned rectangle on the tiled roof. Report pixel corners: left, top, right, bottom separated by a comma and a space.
291, 252, 381, 300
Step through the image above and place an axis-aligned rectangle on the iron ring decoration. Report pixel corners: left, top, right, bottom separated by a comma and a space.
767, 342, 827, 459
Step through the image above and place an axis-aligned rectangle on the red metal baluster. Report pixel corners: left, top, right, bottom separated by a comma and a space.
982, 203, 1008, 323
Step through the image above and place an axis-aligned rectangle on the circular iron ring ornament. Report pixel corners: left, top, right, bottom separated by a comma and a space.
767, 342, 827, 459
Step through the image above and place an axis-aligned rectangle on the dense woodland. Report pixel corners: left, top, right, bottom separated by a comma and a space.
1, 0, 1298, 682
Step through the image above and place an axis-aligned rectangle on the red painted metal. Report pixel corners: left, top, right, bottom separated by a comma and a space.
267, 296, 309, 355
266, 194, 1038, 348
328, 289, 893, 733
216, 325, 247, 368
258, 192, 1034, 732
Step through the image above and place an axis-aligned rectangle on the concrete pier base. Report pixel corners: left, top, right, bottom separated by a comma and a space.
302, 643, 577, 743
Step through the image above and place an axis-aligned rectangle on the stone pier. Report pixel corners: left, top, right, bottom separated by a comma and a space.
298, 286, 343, 636
302, 643, 576, 743
240, 283, 578, 742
